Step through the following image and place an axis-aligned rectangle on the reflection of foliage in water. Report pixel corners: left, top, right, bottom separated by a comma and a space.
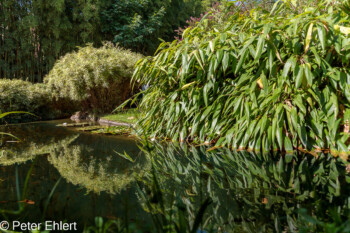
0, 144, 40, 166
1, 126, 150, 194
1, 120, 350, 231
0, 135, 79, 166
48, 144, 150, 194
139, 142, 350, 232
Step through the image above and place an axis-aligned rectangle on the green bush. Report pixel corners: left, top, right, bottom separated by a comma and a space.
133, 0, 350, 157
44, 43, 143, 113
0, 79, 71, 123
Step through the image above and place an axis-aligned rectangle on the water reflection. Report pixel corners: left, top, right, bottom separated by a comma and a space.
0, 136, 79, 166
140, 143, 350, 232
0, 121, 349, 232
0, 120, 147, 194
0, 121, 151, 230
48, 143, 150, 194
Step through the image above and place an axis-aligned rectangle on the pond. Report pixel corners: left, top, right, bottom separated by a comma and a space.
0, 120, 349, 232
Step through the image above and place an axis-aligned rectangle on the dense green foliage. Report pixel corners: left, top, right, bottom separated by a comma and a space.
0, 0, 107, 82
102, 0, 165, 53
133, 0, 350, 156
0, 79, 71, 123
96, 0, 219, 54
45, 43, 143, 113
0, 0, 215, 82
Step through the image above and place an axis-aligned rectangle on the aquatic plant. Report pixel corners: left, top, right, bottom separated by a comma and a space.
133, 0, 350, 156
0, 111, 29, 153
45, 43, 143, 113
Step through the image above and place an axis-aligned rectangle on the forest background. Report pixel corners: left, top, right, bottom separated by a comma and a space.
0, 0, 218, 82
0, 0, 276, 82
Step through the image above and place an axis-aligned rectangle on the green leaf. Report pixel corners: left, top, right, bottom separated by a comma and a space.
276, 126, 283, 149
233, 95, 243, 115
216, 49, 224, 68
235, 49, 248, 74
337, 141, 348, 153
283, 57, 295, 78
293, 96, 306, 114
203, 84, 210, 106
261, 72, 269, 94
115, 151, 135, 163
209, 40, 215, 52
317, 25, 326, 51
304, 63, 313, 85
305, 22, 314, 53
290, 107, 298, 130
0, 111, 36, 119
310, 47, 321, 66
298, 125, 308, 148
255, 36, 265, 60
180, 81, 197, 90
222, 52, 229, 72
193, 50, 204, 70
220, 33, 227, 43
295, 64, 304, 88
284, 136, 293, 152
268, 48, 274, 72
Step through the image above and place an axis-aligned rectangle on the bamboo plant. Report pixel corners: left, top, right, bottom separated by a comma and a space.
133, 0, 350, 158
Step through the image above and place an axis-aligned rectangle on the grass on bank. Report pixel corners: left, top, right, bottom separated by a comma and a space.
101, 109, 139, 124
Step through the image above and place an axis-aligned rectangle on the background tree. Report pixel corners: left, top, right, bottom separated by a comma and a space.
101, 0, 166, 54
101, 0, 211, 54
0, 0, 104, 82
0, 0, 217, 82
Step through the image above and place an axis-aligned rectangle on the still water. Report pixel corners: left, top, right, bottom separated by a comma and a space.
0, 120, 349, 232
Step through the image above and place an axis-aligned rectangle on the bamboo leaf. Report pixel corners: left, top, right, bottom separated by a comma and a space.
193, 50, 204, 70
298, 125, 308, 148
304, 63, 313, 85
222, 52, 229, 72
284, 137, 293, 152
295, 64, 304, 88
283, 57, 295, 78
310, 47, 321, 66
305, 23, 314, 53
209, 40, 215, 52
255, 36, 265, 60
180, 81, 197, 90
235, 49, 248, 74
317, 25, 326, 51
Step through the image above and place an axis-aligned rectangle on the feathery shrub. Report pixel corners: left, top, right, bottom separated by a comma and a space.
0, 79, 71, 123
45, 43, 143, 113
133, 0, 350, 158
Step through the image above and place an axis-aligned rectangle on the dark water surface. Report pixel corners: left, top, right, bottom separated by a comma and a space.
0, 120, 151, 231
0, 120, 350, 232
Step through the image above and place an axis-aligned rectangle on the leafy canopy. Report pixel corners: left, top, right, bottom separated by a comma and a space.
133, 0, 350, 158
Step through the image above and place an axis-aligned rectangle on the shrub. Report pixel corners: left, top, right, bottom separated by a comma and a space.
133, 0, 350, 157
0, 79, 71, 123
44, 43, 143, 113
